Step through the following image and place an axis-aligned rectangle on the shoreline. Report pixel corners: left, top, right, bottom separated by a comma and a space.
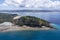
0, 25, 56, 32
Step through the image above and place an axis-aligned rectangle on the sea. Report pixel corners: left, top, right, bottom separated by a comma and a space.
0, 12, 60, 40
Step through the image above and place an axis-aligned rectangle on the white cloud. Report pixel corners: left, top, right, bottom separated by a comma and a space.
0, 0, 60, 10
0, 0, 24, 7
24, 0, 60, 9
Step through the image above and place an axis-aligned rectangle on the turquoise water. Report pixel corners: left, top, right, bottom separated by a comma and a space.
50, 23, 60, 29
0, 24, 59, 40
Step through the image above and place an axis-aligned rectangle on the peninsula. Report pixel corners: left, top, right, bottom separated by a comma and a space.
0, 13, 56, 32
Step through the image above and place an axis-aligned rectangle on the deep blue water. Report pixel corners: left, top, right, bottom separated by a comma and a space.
0, 30, 60, 40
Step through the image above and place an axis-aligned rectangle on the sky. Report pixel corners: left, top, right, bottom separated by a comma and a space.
0, 0, 60, 10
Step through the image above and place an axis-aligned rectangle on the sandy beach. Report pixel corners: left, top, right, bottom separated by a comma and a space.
0, 25, 55, 32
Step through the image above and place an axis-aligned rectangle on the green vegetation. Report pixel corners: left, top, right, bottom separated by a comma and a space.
13, 16, 51, 27
0, 13, 17, 23
0, 13, 54, 28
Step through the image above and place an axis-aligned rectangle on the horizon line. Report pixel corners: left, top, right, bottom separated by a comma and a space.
0, 10, 60, 12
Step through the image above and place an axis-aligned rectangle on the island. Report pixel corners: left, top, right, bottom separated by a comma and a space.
0, 13, 56, 32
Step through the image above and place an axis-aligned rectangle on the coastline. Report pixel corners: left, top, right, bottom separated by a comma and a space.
0, 25, 56, 32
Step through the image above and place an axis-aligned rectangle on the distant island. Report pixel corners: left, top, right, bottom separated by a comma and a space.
0, 10, 60, 12
0, 13, 56, 32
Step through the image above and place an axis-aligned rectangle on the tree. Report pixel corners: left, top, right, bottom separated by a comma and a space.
13, 16, 50, 27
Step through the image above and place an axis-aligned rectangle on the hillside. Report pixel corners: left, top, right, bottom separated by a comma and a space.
0, 13, 17, 23
0, 13, 56, 31
13, 16, 53, 28
0, 13, 55, 28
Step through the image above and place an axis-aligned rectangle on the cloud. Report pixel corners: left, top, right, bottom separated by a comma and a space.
24, 0, 60, 9
3, 0, 22, 7
0, 0, 24, 10
0, 0, 24, 7
0, 0, 60, 10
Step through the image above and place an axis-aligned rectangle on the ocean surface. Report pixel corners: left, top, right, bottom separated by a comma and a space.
0, 12, 60, 40
0, 30, 60, 40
